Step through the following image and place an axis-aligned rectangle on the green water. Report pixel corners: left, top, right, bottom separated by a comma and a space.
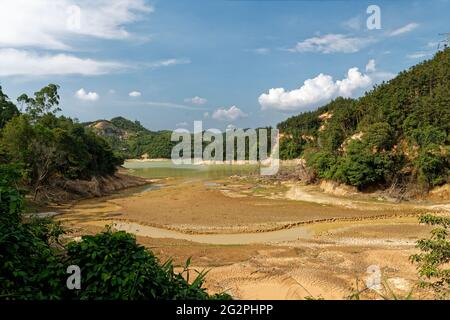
123, 160, 260, 179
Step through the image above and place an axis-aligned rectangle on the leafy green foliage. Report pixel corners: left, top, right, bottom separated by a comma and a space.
0, 166, 66, 299
67, 228, 230, 300
0, 86, 19, 129
0, 85, 122, 199
0, 164, 25, 223
410, 214, 450, 299
332, 140, 400, 189
129, 130, 175, 159
17, 84, 61, 121
110, 117, 150, 134
85, 117, 176, 160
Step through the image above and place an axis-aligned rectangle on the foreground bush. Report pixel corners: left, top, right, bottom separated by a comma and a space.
0, 165, 230, 300
67, 229, 230, 300
410, 214, 450, 299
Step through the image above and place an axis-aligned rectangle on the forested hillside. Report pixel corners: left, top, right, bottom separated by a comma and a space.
277, 48, 450, 192
0, 84, 122, 200
85, 117, 174, 160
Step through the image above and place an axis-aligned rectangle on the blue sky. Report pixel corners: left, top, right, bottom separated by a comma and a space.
0, 0, 448, 130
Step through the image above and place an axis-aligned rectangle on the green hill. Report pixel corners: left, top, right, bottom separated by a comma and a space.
277, 48, 450, 192
85, 117, 174, 160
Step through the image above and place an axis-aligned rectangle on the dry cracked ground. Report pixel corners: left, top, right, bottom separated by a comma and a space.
55, 178, 448, 300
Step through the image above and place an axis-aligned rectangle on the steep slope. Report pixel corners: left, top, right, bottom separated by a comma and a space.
85, 117, 174, 159
277, 48, 450, 193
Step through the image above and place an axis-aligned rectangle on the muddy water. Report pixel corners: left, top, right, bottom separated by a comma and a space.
98, 221, 311, 245
124, 160, 260, 179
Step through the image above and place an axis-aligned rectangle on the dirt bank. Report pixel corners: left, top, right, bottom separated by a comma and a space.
35, 170, 150, 203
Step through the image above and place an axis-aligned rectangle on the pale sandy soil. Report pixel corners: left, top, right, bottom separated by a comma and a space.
56, 177, 449, 300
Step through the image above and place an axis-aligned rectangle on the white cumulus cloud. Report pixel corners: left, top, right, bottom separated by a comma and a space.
290, 34, 374, 54
389, 23, 419, 37
0, 0, 152, 50
129, 91, 141, 97
75, 88, 99, 101
0, 49, 125, 76
259, 66, 373, 112
184, 96, 207, 105
212, 106, 247, 121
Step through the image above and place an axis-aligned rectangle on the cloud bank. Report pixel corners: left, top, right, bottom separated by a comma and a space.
0, 49, 125, 76
0, 0, 152, 50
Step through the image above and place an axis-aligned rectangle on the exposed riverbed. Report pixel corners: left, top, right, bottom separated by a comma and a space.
55, 160, 448, 299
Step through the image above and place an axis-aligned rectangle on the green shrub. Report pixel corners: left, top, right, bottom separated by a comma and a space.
66, 228, 229, 300
364, 122, 394, 150
0, 164, 25, 222
0, 166, 66, 299
415, 150, 448, 187
304, 150, 337, 180
410, 214, 450, 299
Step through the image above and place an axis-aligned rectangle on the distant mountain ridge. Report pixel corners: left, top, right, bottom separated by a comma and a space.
84, 117, 174, 160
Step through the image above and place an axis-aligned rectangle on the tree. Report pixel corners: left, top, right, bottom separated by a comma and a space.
410, 214, 450, 299
364, 122, 394, 150
1, 85, 122, 201
29, 130, 61, 200
17, 84, 61, 121
0, 86, 19, 129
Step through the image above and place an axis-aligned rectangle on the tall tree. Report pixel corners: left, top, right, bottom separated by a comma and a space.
0, 86, 19, 129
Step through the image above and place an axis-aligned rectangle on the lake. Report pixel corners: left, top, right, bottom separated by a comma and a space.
123, 160, 261, 179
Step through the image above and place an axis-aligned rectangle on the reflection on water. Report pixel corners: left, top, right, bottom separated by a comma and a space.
141, 184, 162, 192
111, 221, 311, 245
124, 160, 260, 179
